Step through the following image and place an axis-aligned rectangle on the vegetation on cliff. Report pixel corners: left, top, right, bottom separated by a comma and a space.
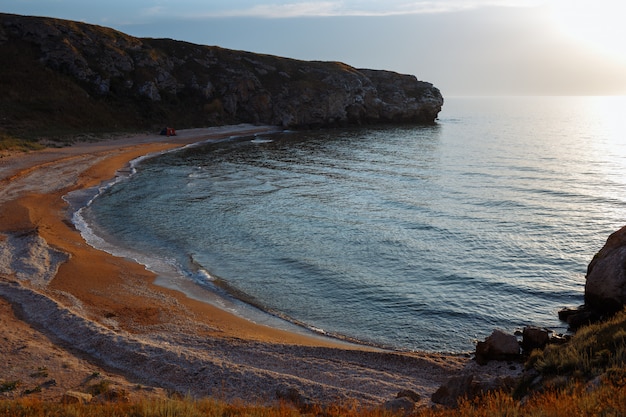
0, 13, 443, 148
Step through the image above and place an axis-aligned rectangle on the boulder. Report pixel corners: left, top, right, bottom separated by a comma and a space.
382, 396, 415, 415
558, 306, 600, 329
96, 387, 130, 403
585, 225, 626, 314
432, 374, 518, 408
275, 385, 314, 412
396, 389, 421, 402
521, 326, 550, 352
431, 374, 477, 407
558, 306, 583, 321
60, 391, 93, 404
475, 330, 521, 364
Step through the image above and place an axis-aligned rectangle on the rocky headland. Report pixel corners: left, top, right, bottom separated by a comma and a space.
584, 225, 626, 314
0, 12, 443, 140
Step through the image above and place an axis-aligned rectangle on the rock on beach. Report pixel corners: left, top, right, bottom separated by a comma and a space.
585, 225, 626, 314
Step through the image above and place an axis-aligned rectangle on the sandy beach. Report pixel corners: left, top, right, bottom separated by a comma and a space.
0, 125, 512, 406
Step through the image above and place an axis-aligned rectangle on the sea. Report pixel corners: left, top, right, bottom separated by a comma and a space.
72, 96, 626, 353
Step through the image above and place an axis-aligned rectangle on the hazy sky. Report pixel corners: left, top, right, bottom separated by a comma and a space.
5, 0, 626, 96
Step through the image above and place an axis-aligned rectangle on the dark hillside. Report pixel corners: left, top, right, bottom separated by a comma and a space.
0, 13, 443, 142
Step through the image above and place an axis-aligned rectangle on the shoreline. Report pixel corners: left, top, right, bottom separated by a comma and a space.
0, 124, 352, 347
0, 125, 513, 405
66, 130, 368, 348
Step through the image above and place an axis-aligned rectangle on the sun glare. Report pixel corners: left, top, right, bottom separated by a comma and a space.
598, 96, 626, 153
549, 0, 626, 63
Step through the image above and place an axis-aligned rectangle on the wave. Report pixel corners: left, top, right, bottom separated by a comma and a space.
186, 254, 384, 348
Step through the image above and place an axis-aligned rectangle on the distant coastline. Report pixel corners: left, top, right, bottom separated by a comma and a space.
0, 12, 443, 147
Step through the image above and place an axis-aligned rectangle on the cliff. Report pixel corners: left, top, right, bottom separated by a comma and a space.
0, 13, 443, 138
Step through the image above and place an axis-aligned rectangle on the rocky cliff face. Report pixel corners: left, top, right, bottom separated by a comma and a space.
0, 13, 443, 133
585, 225, 626, 314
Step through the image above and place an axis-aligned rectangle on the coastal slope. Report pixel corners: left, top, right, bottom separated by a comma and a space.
0, 12, 443, 139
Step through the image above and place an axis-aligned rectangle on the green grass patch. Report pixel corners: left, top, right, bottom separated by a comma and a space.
0, 381, 21, 393
527, 308, 626, 378
0, 133, 45, 153
88, 380, 112, 396
28, 367, 48, 378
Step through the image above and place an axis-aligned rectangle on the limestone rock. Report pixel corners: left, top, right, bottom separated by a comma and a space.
585, 225, 626, 314
60, 391, 93, 404
396, 389, 421, 402
432, 374, 518, 408
558, 306, 601, 330
0, 13, 443, 132
96, 387, 130, 403
431, 374, 476, 407
382, 396, 415, 415
521, 326, 550, 352
475, 330, 521, 364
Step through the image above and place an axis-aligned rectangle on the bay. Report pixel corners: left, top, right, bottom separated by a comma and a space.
80, 96, 626, 352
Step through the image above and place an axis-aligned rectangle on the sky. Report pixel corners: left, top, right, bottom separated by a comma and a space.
4, 0, 626, 96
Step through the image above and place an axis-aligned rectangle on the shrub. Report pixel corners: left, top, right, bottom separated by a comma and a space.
527, 308, 626, 378
88, 380, 112, 396
0, 381, 21, 393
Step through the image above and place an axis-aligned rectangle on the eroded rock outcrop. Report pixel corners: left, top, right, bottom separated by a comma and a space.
431, 374, 518, 408
585, 225, 626, 314
521, 326, 550, 352
475, 329, 521, 365
0, 13, 443, 132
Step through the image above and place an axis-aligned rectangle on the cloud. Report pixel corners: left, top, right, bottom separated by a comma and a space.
184, 0, 546, 19
215, 2, 342, 18
1, 0, 547, 23
141, 6, 168, 17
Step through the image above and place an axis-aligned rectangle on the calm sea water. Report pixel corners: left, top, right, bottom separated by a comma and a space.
77, 96, 626, 352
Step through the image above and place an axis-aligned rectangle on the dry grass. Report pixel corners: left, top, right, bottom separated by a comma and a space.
1, 380, 626, 417
0, 133, 45, 153
527, 309, 626, 378
438, 379, 626, 417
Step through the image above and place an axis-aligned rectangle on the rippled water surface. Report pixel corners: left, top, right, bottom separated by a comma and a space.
82, 96, 626, 352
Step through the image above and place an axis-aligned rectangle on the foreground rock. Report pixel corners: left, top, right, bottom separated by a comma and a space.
381, 389, 421, 414
520, 326, 550, 352
382, 396, 416, 415
60, 391, 93, 405
475, 330, 521, 365
558, 306, 601, 330
0, 13, 443, 135
431, 374, 518, 408
585, 225, 626, 314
